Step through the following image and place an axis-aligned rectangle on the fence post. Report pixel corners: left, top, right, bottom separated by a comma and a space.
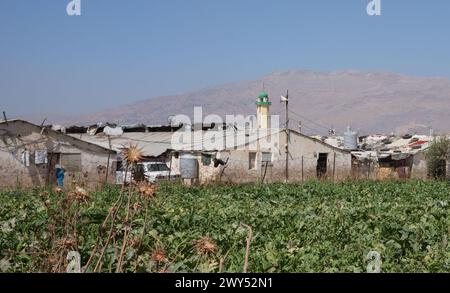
333, 152, 336, 182
301, 156, 304, 183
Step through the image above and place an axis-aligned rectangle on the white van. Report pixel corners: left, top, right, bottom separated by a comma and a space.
116, 162, 180, 184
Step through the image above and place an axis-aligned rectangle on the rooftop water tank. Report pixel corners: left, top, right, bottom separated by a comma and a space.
344, 126, 358, 150
180, 154, 199, 179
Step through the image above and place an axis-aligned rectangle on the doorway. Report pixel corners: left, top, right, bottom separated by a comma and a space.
47, 153, 60, 186
317, 153, 328, 179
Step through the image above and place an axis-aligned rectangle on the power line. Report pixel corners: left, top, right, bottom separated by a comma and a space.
290, 117, 329, 136
276, 108, 330, 135
288, 110, 330, 131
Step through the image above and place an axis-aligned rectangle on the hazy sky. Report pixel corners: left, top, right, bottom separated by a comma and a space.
1, 0, 450, 116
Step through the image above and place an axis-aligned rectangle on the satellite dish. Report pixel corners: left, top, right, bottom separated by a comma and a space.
280, 90, 289, 102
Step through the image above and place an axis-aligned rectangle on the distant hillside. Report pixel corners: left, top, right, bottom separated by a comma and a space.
24, 70, 450, 135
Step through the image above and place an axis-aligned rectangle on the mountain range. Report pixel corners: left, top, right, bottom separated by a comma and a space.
22, 70, 450, 135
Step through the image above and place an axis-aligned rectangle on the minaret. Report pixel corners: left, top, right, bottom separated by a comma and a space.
256, 91, 272, 129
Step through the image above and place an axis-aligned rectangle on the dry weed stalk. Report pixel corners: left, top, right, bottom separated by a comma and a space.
84, 162, 130, 272
240, 223, 253, 273
115, 144, 143, 272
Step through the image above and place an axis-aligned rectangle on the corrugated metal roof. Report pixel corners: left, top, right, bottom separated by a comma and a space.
69, 129, 283, 157
1, 119, 116, 154
68, 132, 174, 157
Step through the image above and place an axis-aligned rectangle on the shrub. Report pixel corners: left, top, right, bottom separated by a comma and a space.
426, 137, 449, 180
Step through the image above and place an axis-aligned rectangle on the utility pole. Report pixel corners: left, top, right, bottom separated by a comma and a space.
281, 90, 289, 182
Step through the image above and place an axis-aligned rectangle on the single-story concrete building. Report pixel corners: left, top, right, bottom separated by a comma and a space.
0, 119, 117, 190
168, 128, 352, 184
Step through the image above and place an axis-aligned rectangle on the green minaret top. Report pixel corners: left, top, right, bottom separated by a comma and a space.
258, 91, 269, 99
256, 91, 272, 105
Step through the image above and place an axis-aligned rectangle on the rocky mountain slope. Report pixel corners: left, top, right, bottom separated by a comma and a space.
25, 70, 450, 135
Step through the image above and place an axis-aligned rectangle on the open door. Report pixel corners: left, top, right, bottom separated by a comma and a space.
317, 153, 328, 180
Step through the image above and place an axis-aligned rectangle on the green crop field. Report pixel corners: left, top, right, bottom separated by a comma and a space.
1, 180, 450, 273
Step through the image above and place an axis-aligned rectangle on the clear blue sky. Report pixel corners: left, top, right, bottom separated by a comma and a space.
1, 0, 450, 116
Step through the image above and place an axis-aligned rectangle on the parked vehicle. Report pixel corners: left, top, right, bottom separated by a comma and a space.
116, 162, 180, 184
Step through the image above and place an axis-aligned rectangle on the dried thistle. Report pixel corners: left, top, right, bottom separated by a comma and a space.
152, 247, 168, 263
121, 144, 143, 164
129, 236, 141, 249
74, 186, 90, 203
137, 183, 157, 199
38, 191, 49, 197
193, 236, 217, 255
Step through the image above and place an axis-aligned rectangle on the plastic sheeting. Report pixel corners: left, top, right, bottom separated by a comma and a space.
103, 126, 124, 136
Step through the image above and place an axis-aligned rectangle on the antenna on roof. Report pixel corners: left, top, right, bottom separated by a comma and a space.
39, 118, 47, 135
40, 118, 47, 128
2, 111, 8, 125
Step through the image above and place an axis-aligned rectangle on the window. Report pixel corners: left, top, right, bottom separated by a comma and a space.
157, 163, 170, 172
145, 163, 170, 172
262, 152, 273, 163
148, 164, 160, 172
60, 153, 82, 172
202, 154, 212, 166
249, 152, 257, 170
34, 150, 48, 165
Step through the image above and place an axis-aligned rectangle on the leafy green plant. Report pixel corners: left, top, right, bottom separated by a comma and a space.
1, 180, 450, 273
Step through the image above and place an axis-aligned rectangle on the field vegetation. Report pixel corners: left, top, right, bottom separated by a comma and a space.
1, 180, 450, 273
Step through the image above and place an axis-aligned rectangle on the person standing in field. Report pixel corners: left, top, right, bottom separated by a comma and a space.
55, 164, 66, 188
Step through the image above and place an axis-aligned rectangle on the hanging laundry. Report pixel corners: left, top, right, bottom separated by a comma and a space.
21, 150, 30, 167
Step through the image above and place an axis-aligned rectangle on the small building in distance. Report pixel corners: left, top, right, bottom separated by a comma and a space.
0, 119, 117, 190
168, 128, 352, 185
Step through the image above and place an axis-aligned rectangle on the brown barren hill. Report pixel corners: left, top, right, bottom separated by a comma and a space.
25, 70, 450, 134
